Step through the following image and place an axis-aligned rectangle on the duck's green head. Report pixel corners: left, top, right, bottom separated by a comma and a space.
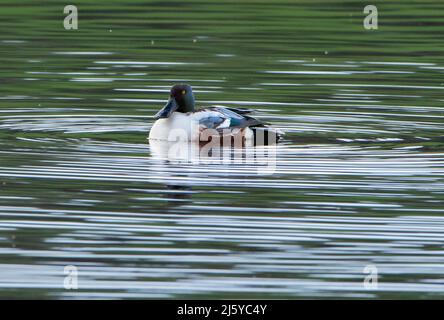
154, 84, 195, 119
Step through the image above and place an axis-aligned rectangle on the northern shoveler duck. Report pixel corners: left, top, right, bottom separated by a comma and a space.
148, 84, 282, 144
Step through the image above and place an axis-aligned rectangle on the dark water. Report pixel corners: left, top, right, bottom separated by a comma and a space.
1, 0, 444, 299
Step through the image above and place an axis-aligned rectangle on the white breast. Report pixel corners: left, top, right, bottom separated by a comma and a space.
149, 112, 200, 141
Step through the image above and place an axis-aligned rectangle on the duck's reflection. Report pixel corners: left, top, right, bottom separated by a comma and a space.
165, 184, 193, 201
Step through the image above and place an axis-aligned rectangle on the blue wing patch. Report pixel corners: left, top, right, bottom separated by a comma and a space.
199, 116, 225, 129
196, 107, 263, 130
210, 107, 263, 128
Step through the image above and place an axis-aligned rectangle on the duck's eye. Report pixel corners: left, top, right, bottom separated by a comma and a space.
182, 90, 186, 95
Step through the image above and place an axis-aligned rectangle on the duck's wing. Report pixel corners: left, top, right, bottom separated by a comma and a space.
222, 107, 255, 115
195, 107, 263, 132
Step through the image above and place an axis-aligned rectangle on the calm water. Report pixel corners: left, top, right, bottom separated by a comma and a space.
1, 0, 444, 299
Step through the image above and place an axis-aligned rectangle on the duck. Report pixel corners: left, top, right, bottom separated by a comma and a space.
148, 84, 282, 145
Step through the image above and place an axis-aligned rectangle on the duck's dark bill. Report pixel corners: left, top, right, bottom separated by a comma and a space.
154, 98, 178, 119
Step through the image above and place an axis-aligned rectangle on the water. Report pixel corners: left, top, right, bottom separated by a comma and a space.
1, 0, 444, 299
